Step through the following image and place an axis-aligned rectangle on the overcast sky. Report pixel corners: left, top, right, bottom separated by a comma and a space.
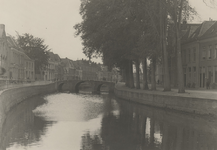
0, 0, 217, 63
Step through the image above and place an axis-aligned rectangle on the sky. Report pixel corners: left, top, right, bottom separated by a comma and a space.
0, 0, 217, 63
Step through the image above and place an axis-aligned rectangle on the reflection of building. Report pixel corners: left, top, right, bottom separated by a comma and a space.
0, 24, 35, 81
0, 96, 52, 150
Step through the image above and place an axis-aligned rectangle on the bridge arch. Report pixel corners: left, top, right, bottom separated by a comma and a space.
74, 81, 92, 93
96, 83, 109, 93
57, 82, 65, 92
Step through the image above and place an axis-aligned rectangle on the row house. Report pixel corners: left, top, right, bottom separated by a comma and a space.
36, 52, 62, 81
74, 59, 100, 80
61, 57, 76, 80
0, 24, 35, 82
97, 65, 112, 81
181, 21, 217, 88
46, 52, 62, 81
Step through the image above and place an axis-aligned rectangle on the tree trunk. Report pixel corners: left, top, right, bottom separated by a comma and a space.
176, 33, 185, 93
128, 60, 135, 88
151, 57, 156, 90
125, 62, 130, 87
175, 0, 185, 93
142, 57, 149, 90
160, 0, 171, 91
135, 60, 141, 89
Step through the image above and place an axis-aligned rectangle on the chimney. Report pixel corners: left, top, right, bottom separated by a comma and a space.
0, 24, 5, 29
0, 24, 6, 38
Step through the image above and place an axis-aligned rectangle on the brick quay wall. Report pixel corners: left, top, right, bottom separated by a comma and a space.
114, 87, 217, 116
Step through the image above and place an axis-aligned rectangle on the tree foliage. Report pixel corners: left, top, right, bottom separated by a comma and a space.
75, 0, 198, 92
16, 33, 50, 74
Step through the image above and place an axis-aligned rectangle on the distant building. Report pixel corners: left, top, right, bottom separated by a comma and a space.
97, 65, 112, 81
74, 59, 100, 80
181, 21, 217, 88
156, 20, 217, 89
0, 24, 35, 82
61, 57, 76, 80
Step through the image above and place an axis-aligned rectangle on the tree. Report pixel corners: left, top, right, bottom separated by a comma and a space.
166, 0, 197, 93
16, 33, 50, 74
74, 0, 145, 88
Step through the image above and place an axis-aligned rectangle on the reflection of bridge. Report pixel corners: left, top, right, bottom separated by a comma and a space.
57, 80, 115, 94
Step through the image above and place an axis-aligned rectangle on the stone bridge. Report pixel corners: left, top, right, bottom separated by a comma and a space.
56, 80, 115, 94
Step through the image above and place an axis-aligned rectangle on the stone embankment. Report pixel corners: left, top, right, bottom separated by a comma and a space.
0, 82, 58, 137
115, 83, 217, 116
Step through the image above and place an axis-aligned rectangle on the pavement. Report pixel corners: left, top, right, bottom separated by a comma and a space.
115, 82, 217, 100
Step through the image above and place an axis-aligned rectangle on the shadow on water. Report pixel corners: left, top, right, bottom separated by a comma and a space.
80, 96, 217, 150
79, 82, 109, 94
0, 95, 56, 150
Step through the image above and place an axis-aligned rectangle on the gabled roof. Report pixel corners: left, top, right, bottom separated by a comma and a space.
181, 24, 200, 42
48, 52, 61, 62
188, 21, 216, 40
182, 21, 217, 44
200, 21, 217, 39
61, 57, 75, 68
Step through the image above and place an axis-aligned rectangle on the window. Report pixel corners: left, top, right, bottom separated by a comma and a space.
215, 66, 217, 83
189, 67, 191, 72
202, 47, 206, 60
193, 48, 196, 61
215, 44, 217, 59
182, 49, 186, 63
193, 67, 196, 72
208, 45, 212, 59
188, 49, 191, 62
183, 68, 186, 74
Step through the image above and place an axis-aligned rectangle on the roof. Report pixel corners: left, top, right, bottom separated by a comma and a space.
6, 36, 32, 60
181, 24, 200, 42
61, 58, 75, 68
182, 21, 217, 44
48, 52, 61, 62
200, 21, 217, 39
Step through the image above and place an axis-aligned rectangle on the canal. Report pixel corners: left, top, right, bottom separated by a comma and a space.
1, 89, 217, 150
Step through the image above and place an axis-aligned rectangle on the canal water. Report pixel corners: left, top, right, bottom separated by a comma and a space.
1, 91, 217, 150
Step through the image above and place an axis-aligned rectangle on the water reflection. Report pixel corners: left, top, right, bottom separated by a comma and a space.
1, 92, 217, 150
0, 96, 55, 150
99, 98, 217, 150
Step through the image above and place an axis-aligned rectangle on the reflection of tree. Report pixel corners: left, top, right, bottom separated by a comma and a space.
0, 96, 55, 149
81, 132, 102, 150
100, 104, 150, 150
109, 98, 217, 150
